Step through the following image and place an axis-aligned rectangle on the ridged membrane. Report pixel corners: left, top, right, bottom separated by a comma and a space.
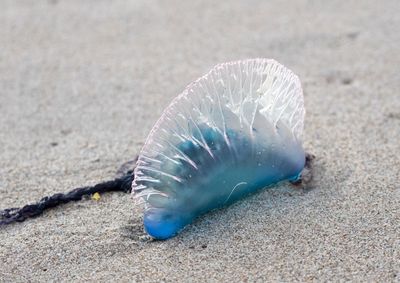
132, 59, 305, 239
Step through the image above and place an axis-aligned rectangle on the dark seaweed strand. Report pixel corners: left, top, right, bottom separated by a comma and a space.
0, 171, 134, 226
290, 152, 315, 186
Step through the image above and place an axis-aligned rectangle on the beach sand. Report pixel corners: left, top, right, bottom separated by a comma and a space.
0, 0, 399, 281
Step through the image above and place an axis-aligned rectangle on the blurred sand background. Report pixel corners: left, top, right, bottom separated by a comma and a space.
0, 0, 399, 281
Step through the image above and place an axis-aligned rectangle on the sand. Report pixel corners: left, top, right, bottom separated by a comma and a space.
0, 0, 399, 281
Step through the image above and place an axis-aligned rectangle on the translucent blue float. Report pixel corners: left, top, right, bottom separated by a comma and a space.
132, 59, 306, 239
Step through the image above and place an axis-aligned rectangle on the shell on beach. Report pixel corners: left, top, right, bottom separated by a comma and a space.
132, 59, 306, 239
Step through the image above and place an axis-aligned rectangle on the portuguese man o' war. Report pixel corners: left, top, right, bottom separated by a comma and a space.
132, 59, 306, 240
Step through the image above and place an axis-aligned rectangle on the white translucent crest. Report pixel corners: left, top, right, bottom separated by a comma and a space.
145, 59, 303, 145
